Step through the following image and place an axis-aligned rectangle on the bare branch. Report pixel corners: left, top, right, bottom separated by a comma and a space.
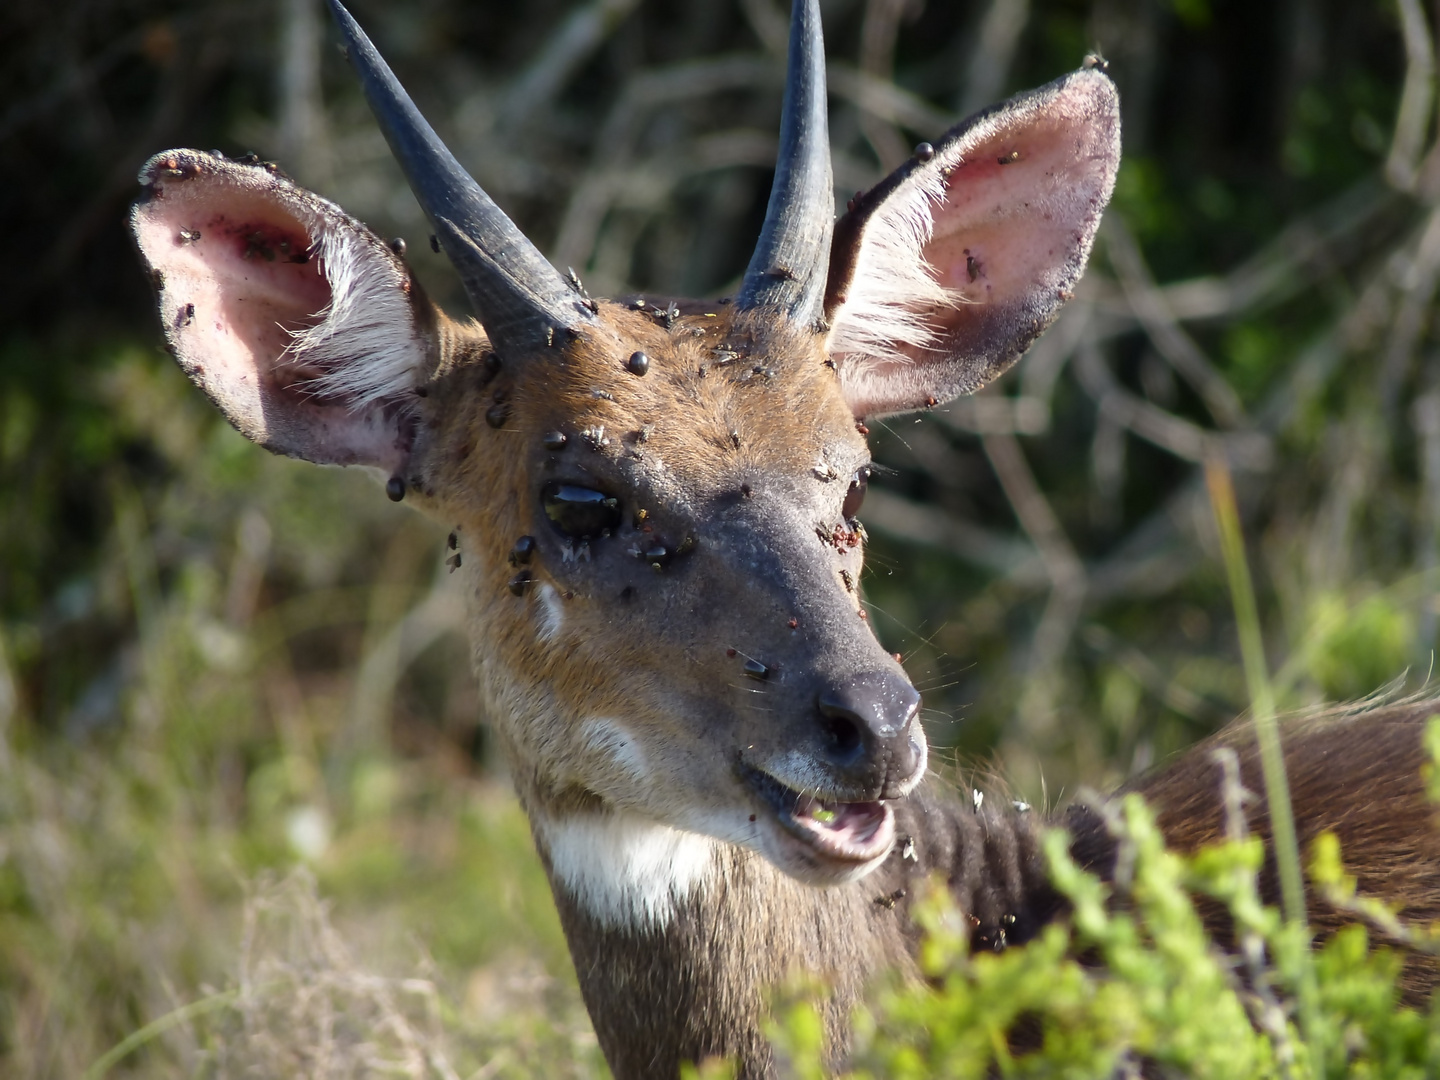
1090, 410, 1125, 529
1020, 298, 1093, 407
862, 488, 1045, 582
553, 128, 787, 283
739, 0, 789, 55
1073, 341, 1272, 471
980, 432, 1087, 700
972, 426, 1089, 736
347, 576, 466, 758
1152, 178, 1394, 323
936, 393, 1050, 436
500, 0, 644, 130
1081, 624, 1225, 725
1413, 392, 1440, 662
277, 0, 329, 188
827, 63, 956, 134
957, 0, 1031, 117
857, 0, 914, 170
1102, 217, 1248, 427
1380, 206, 1440, 419
1387, 0, 1437, 193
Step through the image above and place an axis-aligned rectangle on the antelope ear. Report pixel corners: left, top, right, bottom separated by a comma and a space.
130, 149, 437, 474
824, 66, 1120, 418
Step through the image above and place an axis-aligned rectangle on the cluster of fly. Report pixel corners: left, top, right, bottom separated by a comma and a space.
508, 535, 535, 592
973, 913, 1019, 954
819, 521, 863, 551
242, 229, 306, 264
565, 267, 600, 314
442, 530, 462, 574
560, 540, 593, 564
622, 506, 695, 572
155, 156, 190, 181
712, 346, 743, 367
233, 151, 282, 174
733, 365, 775, 384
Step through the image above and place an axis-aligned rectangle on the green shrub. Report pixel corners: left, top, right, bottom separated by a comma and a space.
771, 789, 1440, 1079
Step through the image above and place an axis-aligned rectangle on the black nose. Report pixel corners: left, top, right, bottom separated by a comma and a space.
817, 672, 922, 794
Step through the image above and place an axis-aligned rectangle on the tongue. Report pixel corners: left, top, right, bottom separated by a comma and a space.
797, 796, 886, 845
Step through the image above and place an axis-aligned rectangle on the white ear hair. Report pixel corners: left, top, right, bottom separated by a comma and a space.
289, 224, 425, 410
131, 148, 435, 473
826, 165, 955, 370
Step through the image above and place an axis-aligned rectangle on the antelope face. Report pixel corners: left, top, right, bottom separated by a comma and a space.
130, 0, 1119, 890
421, 303, 918, 884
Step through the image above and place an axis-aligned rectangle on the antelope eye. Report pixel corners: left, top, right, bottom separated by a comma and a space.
842, 466, 871, 521
543, 483, 621, 539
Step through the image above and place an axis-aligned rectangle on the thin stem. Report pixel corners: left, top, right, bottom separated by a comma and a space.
1204, 458, 1320, 1072
82, 989, 240, 1080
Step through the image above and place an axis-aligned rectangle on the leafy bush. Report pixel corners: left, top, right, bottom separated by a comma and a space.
768, 790, 1440, 1080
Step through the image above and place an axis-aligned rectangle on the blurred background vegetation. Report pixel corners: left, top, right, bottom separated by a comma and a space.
1, 0, 1437, 1074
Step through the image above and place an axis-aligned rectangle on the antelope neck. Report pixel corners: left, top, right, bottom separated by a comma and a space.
530, 782, 1080, 1079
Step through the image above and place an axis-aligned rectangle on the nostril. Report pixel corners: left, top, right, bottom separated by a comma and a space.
820, 709, 864, 761
816, 673, 921, 773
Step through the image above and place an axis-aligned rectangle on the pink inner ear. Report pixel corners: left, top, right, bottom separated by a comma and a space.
826, 68, 1118, 418
922, 105, 1104, 332
135, 183, 333, 407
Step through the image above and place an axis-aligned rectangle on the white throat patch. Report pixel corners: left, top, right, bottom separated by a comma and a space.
535, 812, 719, 929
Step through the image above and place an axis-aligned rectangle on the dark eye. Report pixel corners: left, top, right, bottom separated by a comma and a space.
543, 483, 621, 539
842, 466, 870, 521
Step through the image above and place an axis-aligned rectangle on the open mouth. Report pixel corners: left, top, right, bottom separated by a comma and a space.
743, 767, 895, 868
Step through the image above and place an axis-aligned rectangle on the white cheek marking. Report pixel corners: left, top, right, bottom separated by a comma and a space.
536, 812, 719, 929
536, 583, 565, 641
579, 717, 651, 783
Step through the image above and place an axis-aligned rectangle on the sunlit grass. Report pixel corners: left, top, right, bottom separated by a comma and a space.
0, 351, 604, 1078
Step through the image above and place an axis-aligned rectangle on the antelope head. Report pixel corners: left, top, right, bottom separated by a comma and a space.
131, 0, 1119, 914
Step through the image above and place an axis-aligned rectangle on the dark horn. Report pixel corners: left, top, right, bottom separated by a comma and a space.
735, 0, 833, 328
327, 0, 593, 355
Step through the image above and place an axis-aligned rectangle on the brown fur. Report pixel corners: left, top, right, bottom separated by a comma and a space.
408, 304, 874, 829
128, 57, 1439, 1079
1127, 699, 1440, 1001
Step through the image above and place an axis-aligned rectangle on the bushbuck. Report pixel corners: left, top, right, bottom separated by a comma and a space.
130, 0, 1440, 1075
